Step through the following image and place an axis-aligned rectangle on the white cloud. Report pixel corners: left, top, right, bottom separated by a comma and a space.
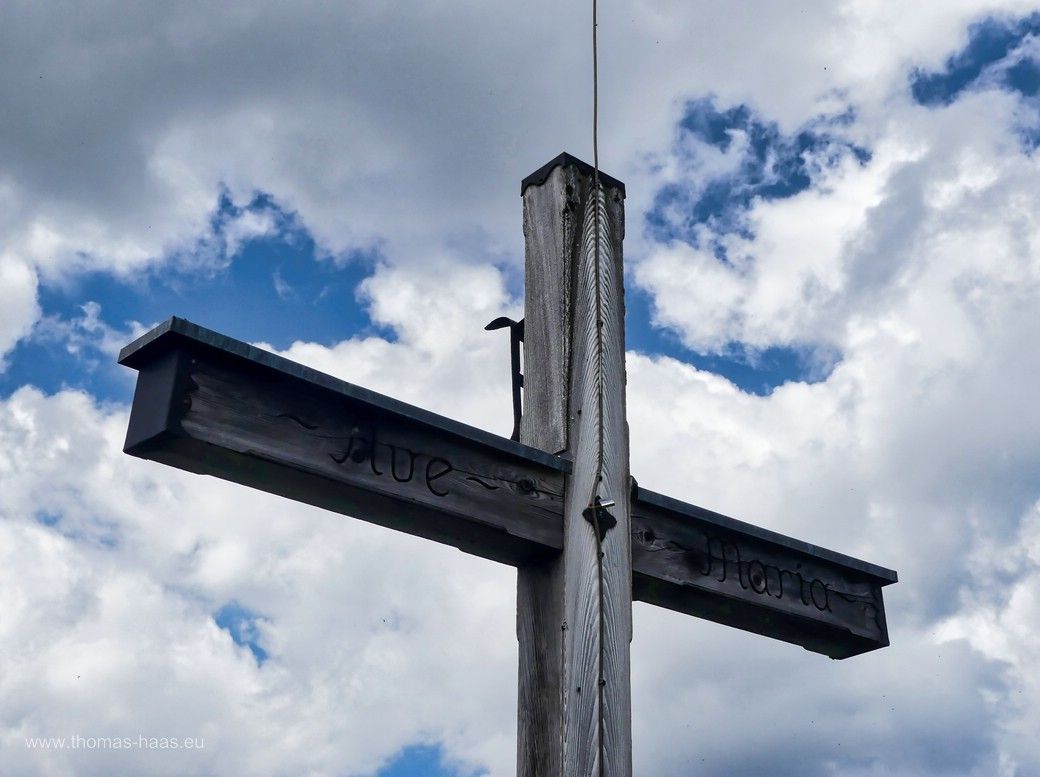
1, 0, 1034, 361
265, 258, 519, 432
32, 301, 145, 366
0, 382, 519, 776
272, 268, 295, 300
0, 255, 38, 369
934, 501, 1040, 776
222, 207, 280, 260
3, 2, 1040, 775
637, 88, 1040, 357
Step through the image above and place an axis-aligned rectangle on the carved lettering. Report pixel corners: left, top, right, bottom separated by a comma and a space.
779, 568, 810, 605
425, 457, 453, 497
706, 536, 747, 589
764, 564, 783, 599
368, 428, 383, 476
810, 579, 831, 612
684, 531, 837, 614
328, 423, 455, 498
389, 445, 418, 483
350, 435, 368, 463
330, 433, 371, 465
747, 559, 767, 594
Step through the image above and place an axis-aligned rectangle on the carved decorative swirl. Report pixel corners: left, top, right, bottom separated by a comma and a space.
276, 413, 319, 430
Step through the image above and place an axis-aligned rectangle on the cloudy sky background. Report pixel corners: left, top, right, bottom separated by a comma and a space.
3, 1, 1040, 775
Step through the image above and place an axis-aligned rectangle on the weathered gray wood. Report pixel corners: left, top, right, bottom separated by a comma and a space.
631, 487, 895, 659
119, 318, 895, 660
120, 322, 568, 567
118, 151, 899, 777
517, 155, 632, 776
519, 169, 571, 455
516, 556, 564, 775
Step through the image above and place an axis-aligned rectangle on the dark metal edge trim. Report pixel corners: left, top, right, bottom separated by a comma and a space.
633, 486, 898, 585
119, 317, 571, 473
521, 152, 626, 197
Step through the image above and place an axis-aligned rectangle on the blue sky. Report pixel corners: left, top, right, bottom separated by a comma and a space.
1, 186, 818, 406
645, 100, 870, 248
377, 746, 481, 777
1, 194, 388, 404
4, 3, 1040, 776
911, 12, 1040, 106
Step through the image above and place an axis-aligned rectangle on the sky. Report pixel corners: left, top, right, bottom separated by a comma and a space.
2, 1, 1040, 775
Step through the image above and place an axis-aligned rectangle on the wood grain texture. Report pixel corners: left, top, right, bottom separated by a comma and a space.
119, 319, 893, 661
517, 160, 632, 777
520, 169, 574, 455
516, 556, 564, 775
631, 489, 893, 658
123, 345, 567, 566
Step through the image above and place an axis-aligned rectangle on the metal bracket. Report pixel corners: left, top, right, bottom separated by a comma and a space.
485, 316, 525, 441
583, 497, 617, 541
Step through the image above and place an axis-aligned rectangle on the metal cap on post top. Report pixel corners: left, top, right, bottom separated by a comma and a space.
521, 152, 626, 198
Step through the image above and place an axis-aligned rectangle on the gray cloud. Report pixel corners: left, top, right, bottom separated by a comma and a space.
3, 2, 1040, 776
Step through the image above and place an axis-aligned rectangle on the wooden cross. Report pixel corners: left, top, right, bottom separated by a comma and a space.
119, 153, 896, 777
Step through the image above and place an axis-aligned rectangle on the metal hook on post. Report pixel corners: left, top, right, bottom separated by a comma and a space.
485, 316, 525, 441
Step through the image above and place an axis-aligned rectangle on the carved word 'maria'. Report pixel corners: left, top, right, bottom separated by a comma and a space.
694, 534, 832, 612
328, 426, 453, 497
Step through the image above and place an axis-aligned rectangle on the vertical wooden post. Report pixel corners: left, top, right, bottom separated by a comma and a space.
517, 154, 632, 776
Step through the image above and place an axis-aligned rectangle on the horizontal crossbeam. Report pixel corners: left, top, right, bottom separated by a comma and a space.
120, 317, 568, 566
120, 317, 896, 658
630, 489, 895, 659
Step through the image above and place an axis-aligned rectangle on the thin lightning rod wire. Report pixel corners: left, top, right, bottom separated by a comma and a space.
590, 0, 608, 775
592, 0, 602, 495
592, 0, 603, 486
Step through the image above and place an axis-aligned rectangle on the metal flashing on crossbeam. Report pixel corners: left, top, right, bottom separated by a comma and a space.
119, 317, 569, 473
